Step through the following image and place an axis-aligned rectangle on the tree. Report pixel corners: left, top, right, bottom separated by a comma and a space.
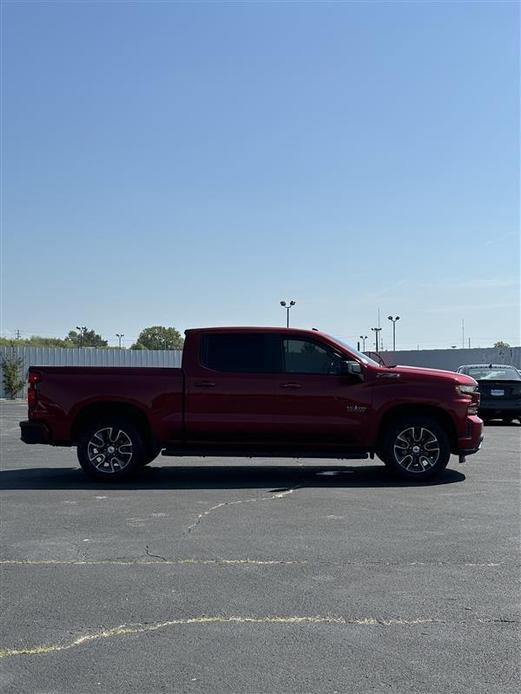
494, 341, 511, 349
0, 336, 69, 348
131, 326, 184, 350
65, 327, 108, 348
1, 352, 25, 399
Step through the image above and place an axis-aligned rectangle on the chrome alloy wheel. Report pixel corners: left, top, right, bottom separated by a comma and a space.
87, 427, 133, 474
393, 426, 440, 474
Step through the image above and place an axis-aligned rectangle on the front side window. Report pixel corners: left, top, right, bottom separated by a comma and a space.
283, 338, 345, 375
201, 333, 280, 373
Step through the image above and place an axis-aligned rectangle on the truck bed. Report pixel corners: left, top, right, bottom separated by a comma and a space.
26, 366, 184, 444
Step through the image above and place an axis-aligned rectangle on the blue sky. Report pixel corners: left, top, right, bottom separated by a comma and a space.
2, 1, 519, 350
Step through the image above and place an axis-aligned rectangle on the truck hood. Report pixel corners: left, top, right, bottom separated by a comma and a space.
377, 364, 477, 386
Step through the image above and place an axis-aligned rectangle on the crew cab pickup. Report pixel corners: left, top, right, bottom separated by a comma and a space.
20, 327, 483, 482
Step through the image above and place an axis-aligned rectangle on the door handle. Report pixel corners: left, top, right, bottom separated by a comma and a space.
194, 381, 216, 388
280, 382, 302, 389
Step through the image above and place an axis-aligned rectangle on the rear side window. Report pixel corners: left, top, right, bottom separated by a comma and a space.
201, 333, 281, 373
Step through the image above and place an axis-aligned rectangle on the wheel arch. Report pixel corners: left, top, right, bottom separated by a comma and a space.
376, 404, 458, 452
71, 401, 155, 449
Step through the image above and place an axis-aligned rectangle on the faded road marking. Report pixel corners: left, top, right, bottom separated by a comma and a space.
0, 559, 501, 568
187, 488, 297, 533
0, 558, 304, 567
0, 615, 440, 659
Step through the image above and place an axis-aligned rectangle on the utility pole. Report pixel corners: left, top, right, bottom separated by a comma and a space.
116, 333, 124, 349
280, 300, 296, 328
387, 315, 400, 351
462, 319, 465, 349
15, 329, 20, 340
371, 327, 382, 352
359, 335, 368, 351
76, 326, 87, 348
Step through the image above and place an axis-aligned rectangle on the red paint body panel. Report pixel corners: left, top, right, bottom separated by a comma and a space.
22, 327, 483, 457
27, 367, 184, 444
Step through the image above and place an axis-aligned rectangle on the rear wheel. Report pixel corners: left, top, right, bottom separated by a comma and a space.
77, 418, 145, 482
379, 416, 450, 481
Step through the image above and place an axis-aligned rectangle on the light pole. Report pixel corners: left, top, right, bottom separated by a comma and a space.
76, 326, 87, 348
280, 300, 296, 328
359, 335, 368, 351
371, 327, 382, 352
116, 333, 124, 349
387, 315, 400, 351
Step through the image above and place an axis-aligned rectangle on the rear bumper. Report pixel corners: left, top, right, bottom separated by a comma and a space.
457, 415, 484, 457
20, 420, 50, 445
480, 404, 521, 417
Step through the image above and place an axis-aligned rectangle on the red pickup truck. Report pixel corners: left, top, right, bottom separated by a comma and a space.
20, 327, 483, 482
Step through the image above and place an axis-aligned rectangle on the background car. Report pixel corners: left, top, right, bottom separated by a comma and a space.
457, 364, 521, 424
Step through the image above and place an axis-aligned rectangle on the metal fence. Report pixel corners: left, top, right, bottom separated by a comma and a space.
1, 344, 519, 400
0, 347, 182, 399
380, 346, 521, 372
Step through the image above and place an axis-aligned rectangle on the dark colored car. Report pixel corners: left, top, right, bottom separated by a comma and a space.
20, 327, 483, 483
457, 364, 521, 424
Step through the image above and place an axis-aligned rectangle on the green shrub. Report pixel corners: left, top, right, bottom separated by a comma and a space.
1, 352, 25, 399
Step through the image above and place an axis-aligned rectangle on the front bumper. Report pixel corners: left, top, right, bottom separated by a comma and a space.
20, 420, 50, 445
457, 415, 484, 457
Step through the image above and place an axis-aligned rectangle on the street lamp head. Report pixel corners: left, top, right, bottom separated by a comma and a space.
387, 315, 392, 321
396, 316, 400, 321
280, 301, 286, 307
290, 300, 295, 306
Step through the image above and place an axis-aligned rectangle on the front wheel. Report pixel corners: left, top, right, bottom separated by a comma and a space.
77, 418, 146, 482
379, 416, 451, 481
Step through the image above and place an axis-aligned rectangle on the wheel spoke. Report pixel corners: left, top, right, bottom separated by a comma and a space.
393, 425, 440, 474
87, 427, 133, 474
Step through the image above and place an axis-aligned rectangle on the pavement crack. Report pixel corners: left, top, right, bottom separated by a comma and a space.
186, 487, 299, 534
0, 614, 441, 659
144, 545, 167, 562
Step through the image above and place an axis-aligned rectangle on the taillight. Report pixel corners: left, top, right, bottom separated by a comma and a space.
27, 371, 41, 408
28, 372, 41, 385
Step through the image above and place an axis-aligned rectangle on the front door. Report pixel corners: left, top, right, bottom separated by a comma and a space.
271, 336, 373, 447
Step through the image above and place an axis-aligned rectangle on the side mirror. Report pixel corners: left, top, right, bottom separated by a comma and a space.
339, 360, 364, 379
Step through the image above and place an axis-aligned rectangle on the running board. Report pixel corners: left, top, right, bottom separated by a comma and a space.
161, 447, 369, 460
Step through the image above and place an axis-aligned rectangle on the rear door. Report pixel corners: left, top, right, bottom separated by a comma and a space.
184, 331, 285, 443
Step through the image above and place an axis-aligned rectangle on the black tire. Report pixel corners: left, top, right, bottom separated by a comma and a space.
379, 415, 451, 482
77, 417, 146, 482
502, 417, 514, 425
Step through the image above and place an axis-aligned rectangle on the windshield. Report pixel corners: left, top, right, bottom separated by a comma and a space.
466, 366, 521, 382
328, 335, 382, 367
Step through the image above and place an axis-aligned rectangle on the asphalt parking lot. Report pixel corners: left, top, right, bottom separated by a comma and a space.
0, 401, 519, 693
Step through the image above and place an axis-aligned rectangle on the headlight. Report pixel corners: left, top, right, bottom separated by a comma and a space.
456, 384, 478, 395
